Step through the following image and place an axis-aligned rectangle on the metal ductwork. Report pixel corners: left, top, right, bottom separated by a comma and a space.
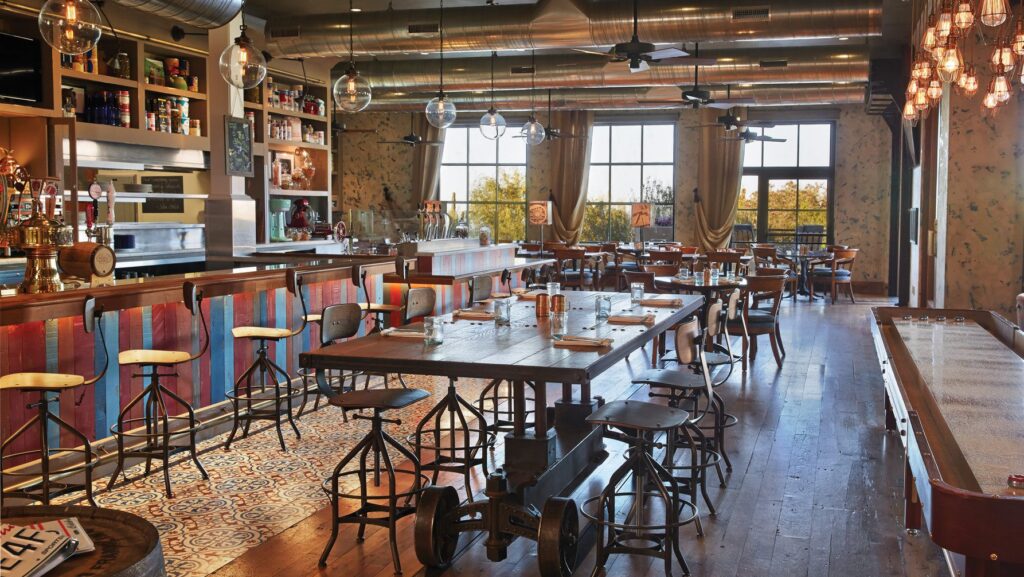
362, 84, 866, 112
111, 0, 242, 29
357, 48, 868, 93
266, 0, 882, 59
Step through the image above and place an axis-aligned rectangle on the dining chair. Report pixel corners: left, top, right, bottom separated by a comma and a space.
810, 248, 859, 304
552, 247, 594, 290
678, 246, 699, 255
751, 246, 797, 300
731, 275, 786, 368
623, 270, 660, 293
601, 243, 637, 291
519, 242, 541, 253
648, 249, 684, 265
705, 250, 745, 276
643, 264, 681, 277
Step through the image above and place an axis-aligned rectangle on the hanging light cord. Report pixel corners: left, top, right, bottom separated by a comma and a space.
438, 0, 445, 96
531, 49, 537, 116
94, 1, 123, 56
348, 0, 355, 67
490, 51, 497, 109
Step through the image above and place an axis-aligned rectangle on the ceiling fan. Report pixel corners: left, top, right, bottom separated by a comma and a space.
379, 113, 444, 147
640, 48, 754, 109
722, 128, 786, 143
572, 0, 716, 73
691, 113, 776, 131
541, 90, 584, 141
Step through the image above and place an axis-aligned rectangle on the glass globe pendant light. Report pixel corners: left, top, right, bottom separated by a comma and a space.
479, 52, 506, 140
334, 0, 371, 113
219, 23, 267, 89
990, 38, 1016, 73
926, 76, 944, 103
38, 0, 102, 55
425, 0, 457, 129
979, 0, 1010, 27
519, 50, 545, 145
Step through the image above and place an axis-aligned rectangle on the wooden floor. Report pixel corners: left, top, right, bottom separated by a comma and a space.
214, 297, 948, 577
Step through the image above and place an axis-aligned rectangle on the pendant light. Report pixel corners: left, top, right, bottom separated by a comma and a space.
914, 86, 931, 110
906, 76, 920, 97
921, 15, 939, 52
334, 0, 371, 113
520, 50, 545, 146
479, 52, 506, 140
961, 66, 980, 95
954, 1, 976, 29
38, 0, 102, 55
425, 0, 456, 129
938, 40, 964, 82
982, 81, 1000, 108
219, 21, 267, 89
902, 99, 919, 122
990, 38, 1016, 73
992, 73, 1011, 102
927, 76, 944, 102
1013, 19, 1024, 55
980, 0, 1010, 27
936, 2, 955, 41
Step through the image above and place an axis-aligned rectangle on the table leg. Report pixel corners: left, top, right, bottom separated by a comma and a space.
504, 380, 556, 474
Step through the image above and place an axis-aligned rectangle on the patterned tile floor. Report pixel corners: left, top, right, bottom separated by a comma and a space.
57, 375, 489, 577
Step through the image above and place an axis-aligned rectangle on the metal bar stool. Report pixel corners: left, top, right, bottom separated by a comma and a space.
1, 297, 107, 506
318, 364, 431, 575
225, 269, 306, 452
633, 309, 727, 518
583, 400, 698, 577
298, 303, 377, 417
108, 282, 209, 498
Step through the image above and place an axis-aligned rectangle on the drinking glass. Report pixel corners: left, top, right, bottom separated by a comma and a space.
424, 316, 444, 345
594, 294, 612, 320
710, 263, 721, 283
546, 282, 561, 296
630, 282, 644, 308
551, 312, 568, 340
678, 265, 691, 279
494, 298, 512, 327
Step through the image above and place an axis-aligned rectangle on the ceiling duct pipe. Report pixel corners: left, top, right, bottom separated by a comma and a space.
363, 84, 867, 112
111, 0, 242, 29
266, 0, 882, 59
352, 48, 869, 93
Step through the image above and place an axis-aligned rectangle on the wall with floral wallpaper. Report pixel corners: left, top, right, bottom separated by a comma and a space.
335, 112, 417, 216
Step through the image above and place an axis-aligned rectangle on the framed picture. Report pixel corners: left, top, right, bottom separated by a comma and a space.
141, 175, 184, 213
224, 116, 254, 177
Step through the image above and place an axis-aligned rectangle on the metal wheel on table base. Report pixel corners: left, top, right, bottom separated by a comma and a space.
537, 497, 580, 577
415, 486, 462, 569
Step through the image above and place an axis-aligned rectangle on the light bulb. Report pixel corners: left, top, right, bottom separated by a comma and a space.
993, 74, 1011, 102
38, 0, 101, 55
521, 116, 546, 145
219, 28, 266, 89
425, 94, 457, 128
927, 79, 944, 101
906, 77, 920, 97
902, 100, 919, 122
937, 44, 963, 82
921, 18, 939, 52
979, 0, 1009, 27
954, 1, 975, 29
334, 66, 372, 113
916, 58, 933, 79
936, 6, 954, 41
914, 87, 931, 110
478, 108, 506, 140
932, 44, 947, 63
982, 89, 999, 108
990, 42, 1016, 73
962, 67, 980, 96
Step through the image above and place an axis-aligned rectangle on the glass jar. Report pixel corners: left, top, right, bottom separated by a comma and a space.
594, 294, 612, 320
630, 282, 645, 308
494, 298, 512, 327
424, 316, 444, 345
551, 312, 568, 340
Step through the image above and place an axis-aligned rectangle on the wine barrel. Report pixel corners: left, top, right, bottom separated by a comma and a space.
58, 242, 116, 278
0, 505, 165, 577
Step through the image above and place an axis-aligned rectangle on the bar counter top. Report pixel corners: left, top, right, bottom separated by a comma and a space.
0, 255, 395, 326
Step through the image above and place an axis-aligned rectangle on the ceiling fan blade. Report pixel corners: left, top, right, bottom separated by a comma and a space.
705, 102, 736, 109
760, 137, 787, 143
645, 47, 688, 60
637, 99, 685, 104
421, 141, 445, 145
653, 56, 718, 66
571, 47, 612, 57
740, 120, 777, 127
714, 98, 757, 106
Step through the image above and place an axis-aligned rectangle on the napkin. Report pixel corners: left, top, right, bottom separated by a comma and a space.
381, 328, 427, 339
607, 313, 655, 325
640, 298, 682, 308
553, 335, 613, 348
454, 309, 495, 321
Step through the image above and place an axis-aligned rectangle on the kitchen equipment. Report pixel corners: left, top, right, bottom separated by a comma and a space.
270, 198, 290, 242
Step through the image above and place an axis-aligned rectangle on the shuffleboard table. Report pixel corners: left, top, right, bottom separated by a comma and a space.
871, 308, 1024, 577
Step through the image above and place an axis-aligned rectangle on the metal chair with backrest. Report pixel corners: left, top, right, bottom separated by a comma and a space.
108, 282, 210, 498
1, 296, 108, 506
298, 303, 365, 417
353, 262, 403, 333
469, 274, 493, 304
810, 248, 859, 304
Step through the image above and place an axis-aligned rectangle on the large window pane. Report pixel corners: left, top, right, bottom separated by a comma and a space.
768, 179, 798, 210
743, 130, 763, 168
498, 129, 526, 164
610, 125, 642, 162
642, 125, 674, 163
468, 166, 497, 202
767, 210, 798, 236
581, 203, 608, 242
762, 125, 799, 167
588, 165, 609, 202
642, 165, 673, 203
468, 128, 497, 164
439, 165, 468, 203
739, 175, 758, 211
467, 203, 497, 236
590, 126, 610, 163
610, 165, 641, 203
608, 204, 633, 242
498, 166, 526, 202
496, 202, 525, 242
798, 210, 827, 229
736, 209, 758, 232
442, 127, 468, 164
798, 124, 831, 167
653, 204, 673, 228
798, 179, 828, 210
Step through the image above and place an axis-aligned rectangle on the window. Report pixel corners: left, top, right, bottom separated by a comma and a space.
581, 123, 675, 243
739, 123, 834, 249
439, 126, 527, 241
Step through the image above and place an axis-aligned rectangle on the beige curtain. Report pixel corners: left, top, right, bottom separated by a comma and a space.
548, 110, 594, 244
695, 108, 745, 250
411, 115, 445, 204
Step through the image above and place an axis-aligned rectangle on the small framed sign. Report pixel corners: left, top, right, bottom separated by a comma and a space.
630, 203, 652, 228
225, 116, 254, 177
528, 200, 552, 225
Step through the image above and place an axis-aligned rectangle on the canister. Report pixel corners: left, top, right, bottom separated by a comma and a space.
535, 293, 550, 318
551, 293, 566, 314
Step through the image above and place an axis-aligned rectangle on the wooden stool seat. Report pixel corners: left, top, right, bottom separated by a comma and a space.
232, 326, 294, 340
587, 400, 689, 432
304, 313, 323, 323
328, 388, 429, 411
0, 372, 85, 391
118, 349, 192, 366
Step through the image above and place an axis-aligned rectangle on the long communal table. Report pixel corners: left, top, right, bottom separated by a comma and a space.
870, 308, 1024, 577
300, 290, 703, 577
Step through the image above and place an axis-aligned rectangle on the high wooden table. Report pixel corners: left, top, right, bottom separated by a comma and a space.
870, 308, 1024, 577
300, 290, 703, 577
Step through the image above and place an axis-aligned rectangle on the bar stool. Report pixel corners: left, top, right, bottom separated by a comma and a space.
319, 386, 431, 575
108, 283, 209, 498
1, 297, 107, 506
583, 400, 698, 577
633, 311, 727, 516
354, 262, 403, 333
225, 269, 306, 452
406, 287, 492, 502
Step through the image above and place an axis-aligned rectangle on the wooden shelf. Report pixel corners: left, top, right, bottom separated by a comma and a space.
143, 83, 207, 101
269, 189, 330, 197
0, 103, 60, 119
266, 107, 328, 123
267, 138, 328, 151
244, 101, 264, 111
76, 122, 210, 150
60, 69, 139, 89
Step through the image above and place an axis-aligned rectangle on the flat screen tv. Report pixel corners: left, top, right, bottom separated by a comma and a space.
0, 32, 43, 104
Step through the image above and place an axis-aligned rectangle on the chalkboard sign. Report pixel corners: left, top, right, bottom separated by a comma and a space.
140, 175, 184, 213
225, 115, 254, 177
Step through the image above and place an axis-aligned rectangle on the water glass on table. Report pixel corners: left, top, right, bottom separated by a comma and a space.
494, 298, 512, 327
551, 311, 568, 340
546, 282, 561, 296
594, 294, 612, 320
424, 316, 444, 345
630, 282, 644, 308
